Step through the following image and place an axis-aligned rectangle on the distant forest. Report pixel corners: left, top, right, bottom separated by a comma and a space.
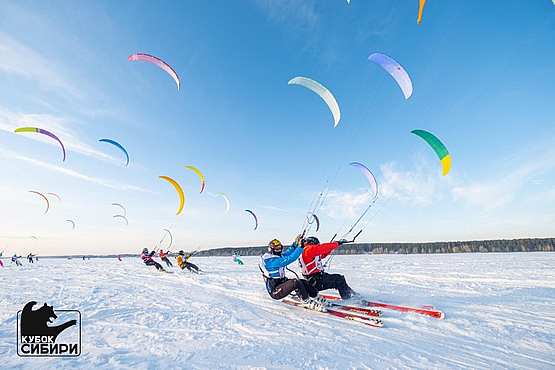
194, 238, 555, 257
38, 238, 554, 259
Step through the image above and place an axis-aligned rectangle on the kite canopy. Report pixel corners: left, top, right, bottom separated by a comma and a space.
47, 192, 62, 202
344, 162, 379, 234
66, 219, 76, 230
128, 53, 180, 90
288, 76, 341, 128
411, 129, 451, 176
184, 165, 206, 193
113, 214, 129, 226
308, 213, 320, 232
28, 191, 50, 214
216, 192, 230, 213
159, 176, 185, 215
368, 53, 413, 99
15, 127, 67, 162
349, 162, 379, 201
418, 0, 426, 25
111, 203, 127, 217
245, 209, 258, 230
99, 139, 130, 167
160, 228, 173, 248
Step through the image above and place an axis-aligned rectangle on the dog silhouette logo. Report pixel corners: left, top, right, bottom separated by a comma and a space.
17, 301, 81, 357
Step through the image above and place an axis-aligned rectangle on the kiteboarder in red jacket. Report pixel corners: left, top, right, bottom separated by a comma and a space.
159, 249, 173, 268
298, 237, 355, 299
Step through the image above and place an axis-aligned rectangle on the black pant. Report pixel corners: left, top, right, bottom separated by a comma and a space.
266, 278, 318, 300
182, 261, 199, 273
306, 272, 353, 299
145, 260, 164, 271
161, 257, 173, 267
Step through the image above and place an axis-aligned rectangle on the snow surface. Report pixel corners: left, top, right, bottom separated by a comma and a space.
1, 252, 554, 369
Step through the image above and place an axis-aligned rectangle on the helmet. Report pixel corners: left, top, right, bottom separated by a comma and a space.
142, 248, 148, 253
268, 239, 283, 254
178, 250, 185, 256
304, 236, 320, 245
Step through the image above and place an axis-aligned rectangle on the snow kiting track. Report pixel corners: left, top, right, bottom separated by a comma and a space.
1, 253, 554, 369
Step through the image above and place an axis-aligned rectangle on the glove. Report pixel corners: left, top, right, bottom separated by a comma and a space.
295, 234, 305, 247
337, 239, 349, 245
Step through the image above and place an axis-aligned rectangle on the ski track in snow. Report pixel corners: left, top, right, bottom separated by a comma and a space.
1, 252, 554, 369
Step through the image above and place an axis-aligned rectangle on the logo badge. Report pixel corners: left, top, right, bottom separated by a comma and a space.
17, 301, 81, 357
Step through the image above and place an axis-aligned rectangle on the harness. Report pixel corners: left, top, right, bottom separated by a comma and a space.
259, 255, 288, 294
259, 253, 286, 279
299, 254, 324, 276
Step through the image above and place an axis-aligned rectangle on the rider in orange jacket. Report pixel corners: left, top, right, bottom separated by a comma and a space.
159, 249, 173, 268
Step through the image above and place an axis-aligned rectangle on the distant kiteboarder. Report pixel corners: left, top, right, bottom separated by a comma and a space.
177, 250, 200, 274
159, 249, 173, 268
232, 252, 244, 265
12, 254, 23, 266
27, 253, 35, 263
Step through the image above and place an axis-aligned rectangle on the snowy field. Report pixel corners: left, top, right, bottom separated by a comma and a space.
1, 252, 554, 370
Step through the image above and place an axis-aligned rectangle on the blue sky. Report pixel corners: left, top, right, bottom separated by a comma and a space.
1, 0, 554, 255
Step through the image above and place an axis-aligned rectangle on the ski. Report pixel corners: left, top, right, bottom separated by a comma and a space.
319, 293, 445, 320
281, 298, 384, 328
326, 301, 382, 317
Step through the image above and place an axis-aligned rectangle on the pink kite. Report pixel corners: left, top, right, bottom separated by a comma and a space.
128, 53, 180, 90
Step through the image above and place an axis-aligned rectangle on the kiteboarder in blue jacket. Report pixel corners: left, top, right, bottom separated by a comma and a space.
259, 236, 317, 301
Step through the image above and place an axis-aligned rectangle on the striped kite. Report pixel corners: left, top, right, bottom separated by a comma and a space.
184, 165, 206, 193
411, 129, 451, 176
15, 127, 66, 162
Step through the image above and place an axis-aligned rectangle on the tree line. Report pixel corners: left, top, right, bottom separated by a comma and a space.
195, 238, 555, 257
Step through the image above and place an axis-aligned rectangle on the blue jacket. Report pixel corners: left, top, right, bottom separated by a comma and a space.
260, 243, 303, 279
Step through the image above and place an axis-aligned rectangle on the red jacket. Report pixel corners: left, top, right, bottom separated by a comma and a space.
299, 242, 340, 276
159, 250, 168, 258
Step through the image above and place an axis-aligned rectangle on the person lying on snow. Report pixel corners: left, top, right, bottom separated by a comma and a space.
177, 250, 200, 273
140, 248, 165, 272
299, 236, 356, 300
259, 236, 317, 301
158, 249, 173, 267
